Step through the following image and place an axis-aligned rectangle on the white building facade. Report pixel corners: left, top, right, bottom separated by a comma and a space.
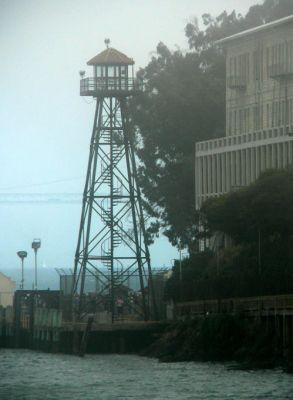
0, 272, 16, 307
195, 16, 293, 209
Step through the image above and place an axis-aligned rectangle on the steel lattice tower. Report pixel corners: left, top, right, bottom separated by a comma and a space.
72, 44, 156, 322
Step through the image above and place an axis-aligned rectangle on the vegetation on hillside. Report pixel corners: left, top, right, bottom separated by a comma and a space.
165, 170, 293, 301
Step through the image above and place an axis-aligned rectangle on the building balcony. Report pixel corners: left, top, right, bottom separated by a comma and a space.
80, 77, 144, 97
195, 125, 293, 155
269, 64, 293, 79
227, 76, 247, 90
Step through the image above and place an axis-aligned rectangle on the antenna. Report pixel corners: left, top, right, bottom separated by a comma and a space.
104, 38, 110, 48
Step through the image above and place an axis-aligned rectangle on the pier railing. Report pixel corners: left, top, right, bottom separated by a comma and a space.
175, 294, 293, 319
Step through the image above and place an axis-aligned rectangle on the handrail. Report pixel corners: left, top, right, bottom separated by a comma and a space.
80, 77, 143, 95
176, 294, 293, 318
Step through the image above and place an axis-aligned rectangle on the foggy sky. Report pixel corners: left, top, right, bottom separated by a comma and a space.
0, 0, 261, 287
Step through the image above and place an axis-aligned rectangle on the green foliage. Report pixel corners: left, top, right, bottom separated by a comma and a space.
164, 251, 214, 301
129, 42, 225, 249
130, 0, 293, 250
198, 170, 293, 298
201, 169, 293, 242
164, 170, 293, 301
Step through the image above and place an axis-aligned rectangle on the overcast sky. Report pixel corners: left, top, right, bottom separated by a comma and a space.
0, 0, 262, 287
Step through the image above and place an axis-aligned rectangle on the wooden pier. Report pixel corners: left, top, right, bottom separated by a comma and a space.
1, 291, 293, 355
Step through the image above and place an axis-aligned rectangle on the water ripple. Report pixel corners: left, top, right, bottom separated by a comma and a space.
0, 350, 292, 399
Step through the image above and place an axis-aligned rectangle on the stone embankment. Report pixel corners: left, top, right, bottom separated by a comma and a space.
141, 315, 293, 371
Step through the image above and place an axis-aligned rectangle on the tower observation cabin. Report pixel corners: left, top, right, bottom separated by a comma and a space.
80, 45, 143, 97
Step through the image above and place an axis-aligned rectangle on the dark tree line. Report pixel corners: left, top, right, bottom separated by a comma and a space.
165, 170, 293, 301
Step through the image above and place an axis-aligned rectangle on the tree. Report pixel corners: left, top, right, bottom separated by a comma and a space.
130, 0, 293, 251
129, 41, 225, 250
163, 170, 293, 302
201, 170, 293, 243
200, 170, 293, 296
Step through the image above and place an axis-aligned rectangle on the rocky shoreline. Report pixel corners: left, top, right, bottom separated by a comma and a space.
141, 315, 293, 371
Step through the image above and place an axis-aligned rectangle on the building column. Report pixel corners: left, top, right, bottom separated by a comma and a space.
260, 146, 266, 172
211, 154, 216, 195
277, 143, 282, 169
221, 153, 226, 193
216, 153, 221, 195
195, 156, 202, 210
245, 148, 250, 185
241, 150, 245, 186
231, 151, 235, 187
235, 150, 240, 186
283, 142, 287, 168
202, 156, 208, 200
250, 147, 256, 182
255, 146, 259, 178
206, 155, 212, 195
225, 152, 231, 192
271, 144, 276, 169
287, 140, 293, 165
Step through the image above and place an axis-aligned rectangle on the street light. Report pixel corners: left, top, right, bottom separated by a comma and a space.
32, 239, 41, 290
17, 251, 27, 289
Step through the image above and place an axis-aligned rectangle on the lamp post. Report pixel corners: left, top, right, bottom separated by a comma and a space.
32, 239, 41, 290
17, 251, 27, 289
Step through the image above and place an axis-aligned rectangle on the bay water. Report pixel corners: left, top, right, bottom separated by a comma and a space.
0, 349, 292, 399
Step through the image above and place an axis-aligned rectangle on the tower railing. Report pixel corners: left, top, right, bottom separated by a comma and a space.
80, 77, 144, 96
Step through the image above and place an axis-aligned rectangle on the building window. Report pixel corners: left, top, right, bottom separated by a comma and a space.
246, 53, 250, 82
239, 109, 243, 134
238, 53, 250, 82
253, 50, 262, 81
266, 103, 270, 128
229, 111, 232, 135
247, 108, 250, 133
229, 57, 233, 76
290, 41, 293, 71
233, 57, 237, 77
272, 102, 278, 127
253, 105, 261, 131
266, 47, 270, 78
282, 100, 285, 126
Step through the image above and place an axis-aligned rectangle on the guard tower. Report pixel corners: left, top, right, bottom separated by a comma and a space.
72, 42, 156, 323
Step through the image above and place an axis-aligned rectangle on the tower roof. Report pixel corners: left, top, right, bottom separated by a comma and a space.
87, 47, 134, 66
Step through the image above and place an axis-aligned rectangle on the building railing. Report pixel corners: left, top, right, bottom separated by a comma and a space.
80, 77, 144, 96
227, 75, 247, 89
195, 125, 293, 153
269, 63, 293, 79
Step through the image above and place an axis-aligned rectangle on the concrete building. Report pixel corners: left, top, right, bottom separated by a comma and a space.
195, 15, 293, 209
0, 271, 16, 307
